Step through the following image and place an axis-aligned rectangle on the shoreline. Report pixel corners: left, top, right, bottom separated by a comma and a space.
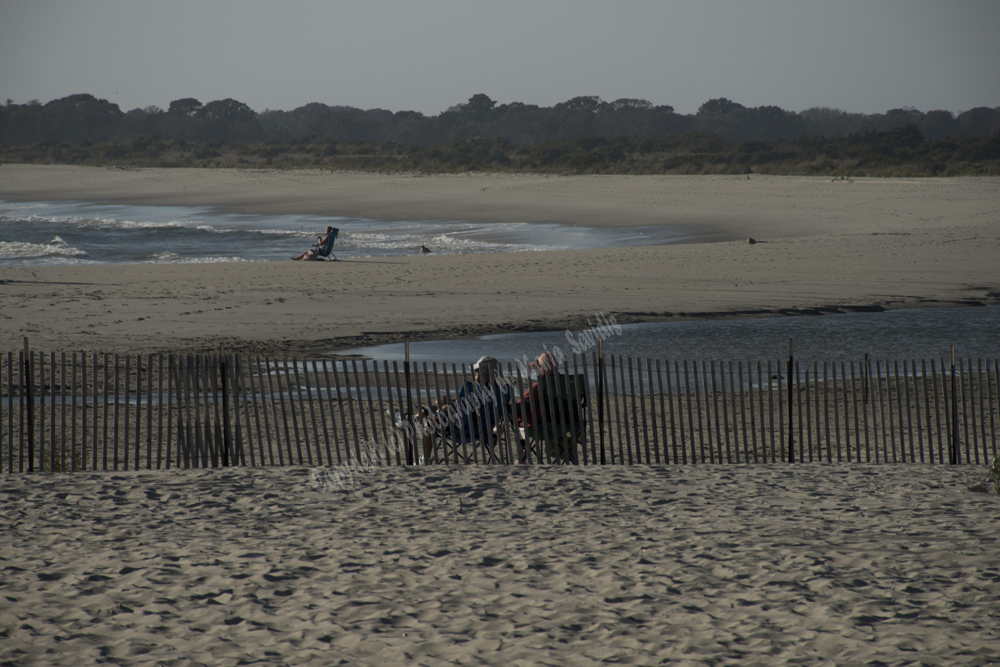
5, 164, 998, 235
2, 259, 996, 359
2, 165, 999, 357
327, 298, 999, 359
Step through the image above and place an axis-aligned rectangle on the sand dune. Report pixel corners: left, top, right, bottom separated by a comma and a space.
2, 465, 998, 665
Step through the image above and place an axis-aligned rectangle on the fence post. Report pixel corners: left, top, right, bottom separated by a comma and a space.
597, 339, 606, 465
404, 341, 414, 465
864, 353, 870, 405
220, 346, 231, 467
24, 338, 34, 472
950, 345, 959, 465
787, 338, 794, 463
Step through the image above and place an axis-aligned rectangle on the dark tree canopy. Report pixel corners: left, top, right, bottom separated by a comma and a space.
697, 98, 746, 116
1, 93, 997, 149
168, 98, 203, 117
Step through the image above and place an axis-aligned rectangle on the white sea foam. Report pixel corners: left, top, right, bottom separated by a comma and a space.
141, 252, 250, 264
1, 199, 689, 265
0, 239, 88, 260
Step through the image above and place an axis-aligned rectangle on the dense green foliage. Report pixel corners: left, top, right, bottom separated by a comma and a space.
1, 93, 996, 175
3, 126, 998, 176
3, 94, 998, 149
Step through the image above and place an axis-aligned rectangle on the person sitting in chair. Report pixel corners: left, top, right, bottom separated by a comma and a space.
510, 352, 579, 464
453, 356, 509, 446
514, 352, 558, 429
292, 226, 337, 261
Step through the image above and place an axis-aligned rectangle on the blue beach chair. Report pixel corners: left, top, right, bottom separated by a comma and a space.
314, 227, 340, 261
441, 380, 510, 463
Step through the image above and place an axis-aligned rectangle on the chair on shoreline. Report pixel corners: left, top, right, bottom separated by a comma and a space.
314, 228, 340, 261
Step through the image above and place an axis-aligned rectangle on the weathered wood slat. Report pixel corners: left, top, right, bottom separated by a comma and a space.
3, 349, 998, 473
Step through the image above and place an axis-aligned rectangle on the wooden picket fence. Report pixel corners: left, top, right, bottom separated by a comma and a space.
2, 349, 998, 472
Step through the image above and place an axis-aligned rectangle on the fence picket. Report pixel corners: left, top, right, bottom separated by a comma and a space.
756, 361, 766, 463
301, 361, 320, 466
893, 360, 903, 462
586, 355, 599, 465
638, 359, 652, 464
391, 361, 406, 465
747, 361, 758, 463
373, 361, 391, 465
667, 360, 679, 464
739, 362, 750, 463
990, 360, 998, 459
623, 358, 636, 464
252, 358, 272, 466
768, 361, 776, 463
684, 361, 696, 463
333, 360, 356, 464
718, 361, 732, 464
322, 361, 343, 466
39, 353, 46, 472
728, 361, 738, 464
609, 356, 623, 464
672, 360, 684, 464
362, 360, 381, 463
777, 361, 785, 462
2, 350, 998, 473
693, 361, 706, 463
871, 360, 882, 463
962, 359, 972, 464
831, 362, 841, 462
5, 353, 11, 473
711, 361, 723, 464
977, 360, 988, 464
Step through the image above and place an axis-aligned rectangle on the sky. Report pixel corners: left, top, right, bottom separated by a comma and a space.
1, 0, 998, 117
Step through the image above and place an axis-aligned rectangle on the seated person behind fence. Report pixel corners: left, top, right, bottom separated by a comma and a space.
452, 356, 509, 442
291, 226, 336, 261
515, 351, 581, 464
512, 352, 559, 429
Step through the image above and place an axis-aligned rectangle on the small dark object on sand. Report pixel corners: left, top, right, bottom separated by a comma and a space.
747, 237, 757, 245
421, 245, 432, 254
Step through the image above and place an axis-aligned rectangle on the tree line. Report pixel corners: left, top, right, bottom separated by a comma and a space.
2, 93, 998, 147
4, 125, 997, 178
1, 94, 997, 176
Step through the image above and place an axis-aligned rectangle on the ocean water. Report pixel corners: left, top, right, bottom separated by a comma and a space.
0, 199, 697, 266
339, 306, 1000, 365
4, 199, 996, 368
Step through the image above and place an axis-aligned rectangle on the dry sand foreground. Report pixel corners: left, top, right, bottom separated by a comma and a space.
2, 168, 999, 665
1, 465, 998, 666
1, 166, 999, 355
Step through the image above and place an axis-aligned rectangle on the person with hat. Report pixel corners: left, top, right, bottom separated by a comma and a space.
450, 356, 509, 457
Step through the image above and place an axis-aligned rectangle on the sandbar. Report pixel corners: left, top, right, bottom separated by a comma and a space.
1, 165, 998, 356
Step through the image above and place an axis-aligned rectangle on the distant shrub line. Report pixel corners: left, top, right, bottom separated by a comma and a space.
3, 126, 998, 177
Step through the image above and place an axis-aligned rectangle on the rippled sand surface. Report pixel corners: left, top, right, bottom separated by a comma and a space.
2, 465, 998, 665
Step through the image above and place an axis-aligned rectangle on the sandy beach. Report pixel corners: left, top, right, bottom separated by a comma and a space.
1, 465, 997, 665
1, 165, 999, 356
2, 167, 999, 664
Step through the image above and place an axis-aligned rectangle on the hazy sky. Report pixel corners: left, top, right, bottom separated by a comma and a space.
1, 0, 997, 116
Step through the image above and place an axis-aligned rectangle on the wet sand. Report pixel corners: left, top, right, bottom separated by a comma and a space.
1, 166, 998, 356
